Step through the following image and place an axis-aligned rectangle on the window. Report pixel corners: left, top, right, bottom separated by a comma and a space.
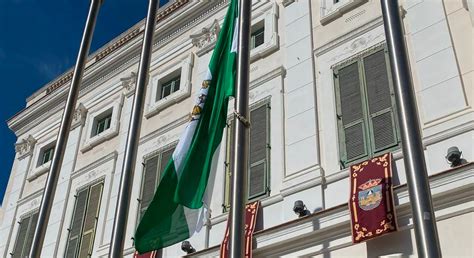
12, 212, 38, 258
223, 103, 271, 212
157, 75, 181, 101
92, 110, 112, 137
65, 182, 104, 258
251, 22, 265, 50
39, 146, 54, 166
138, 146, 175, 221
320, 0, 366, 24
334, 47, 400, 168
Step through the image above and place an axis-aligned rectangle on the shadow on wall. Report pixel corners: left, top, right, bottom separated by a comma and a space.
365, 229, 414, 258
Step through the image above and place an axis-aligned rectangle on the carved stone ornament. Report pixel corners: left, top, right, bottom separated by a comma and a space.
71, 103, 88, 130
190, 19, 220, 56
15, 135, 36, 159
121, 71, 137, 96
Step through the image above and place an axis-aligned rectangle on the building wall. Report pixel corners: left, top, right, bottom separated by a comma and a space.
0, 0, 472, 257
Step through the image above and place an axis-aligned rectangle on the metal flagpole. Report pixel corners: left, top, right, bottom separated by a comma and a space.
380, 0, 441, 257
109, 0, 159, 256
29, 1, 103, 257
229, 0, 252, 257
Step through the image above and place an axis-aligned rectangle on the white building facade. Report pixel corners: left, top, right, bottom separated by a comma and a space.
0, 0, 473, 257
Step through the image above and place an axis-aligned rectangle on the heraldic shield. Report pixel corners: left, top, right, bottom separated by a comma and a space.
349, 153, 398, 243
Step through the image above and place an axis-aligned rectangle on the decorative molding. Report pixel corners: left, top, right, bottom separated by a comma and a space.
281, 0, 295, 7
27, 162, 50, 182
71, 151, 118, 179
315, 16, 384, 57
120, 71, 137, 97
95, 28, 142, 62
139, 114, 189, 145
146, 53, 194, 118
15, 135, 36, 159
320, 0, 367, 25
190, 19, 220, 57
9, 1, 227, 135
250, 65, 286, 91
190, 165, 474, 257
71, 103, 88, 130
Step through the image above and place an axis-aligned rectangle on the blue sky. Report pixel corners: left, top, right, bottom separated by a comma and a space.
0, 0, 169, 204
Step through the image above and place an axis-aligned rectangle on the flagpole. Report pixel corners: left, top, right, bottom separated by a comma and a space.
29, 1, 103, 257
380, 0, 441, 257
229, 0, 252, 257
109, 0, 159, 257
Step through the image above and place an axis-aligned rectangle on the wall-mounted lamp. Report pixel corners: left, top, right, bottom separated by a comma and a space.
293, 200, 309, 217
446, 146, 465, 167
181, 241, 196, 254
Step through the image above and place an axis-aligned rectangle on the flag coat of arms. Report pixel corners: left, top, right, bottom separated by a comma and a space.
349, 153, 398, 243
134, 0, 239, 253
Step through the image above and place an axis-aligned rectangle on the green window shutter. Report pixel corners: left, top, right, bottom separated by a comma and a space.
12, 211, 38, 258
249, 105, 269, 199
223, 119, 235, 212
65, 188, 88, 258
363, 50, 398, 152
336, 62, 368, 164
78, 183, 103, 258
138, 147, 175, 220
159, 148, 174, 179
140, 156, 159, 220
22, 212, 38, 258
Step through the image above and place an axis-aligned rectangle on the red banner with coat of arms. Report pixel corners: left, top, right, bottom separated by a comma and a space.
349, 153, 397, 243
220, 201, 260, 258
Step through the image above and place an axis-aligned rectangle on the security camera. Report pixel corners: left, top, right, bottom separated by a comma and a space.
293, 200, 308, 217
181, 241, 196, 254
446, 146, 462, 167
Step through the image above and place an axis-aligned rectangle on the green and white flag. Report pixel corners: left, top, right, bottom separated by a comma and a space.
135, 0, 238, 253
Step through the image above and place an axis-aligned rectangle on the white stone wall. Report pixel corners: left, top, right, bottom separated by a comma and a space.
0, 0, 472, 257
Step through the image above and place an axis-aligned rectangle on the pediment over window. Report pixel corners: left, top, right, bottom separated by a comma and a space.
190, 19, 220, 56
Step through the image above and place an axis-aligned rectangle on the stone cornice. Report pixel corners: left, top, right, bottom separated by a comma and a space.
186, 163, 474, 257
8, 0, 229, 135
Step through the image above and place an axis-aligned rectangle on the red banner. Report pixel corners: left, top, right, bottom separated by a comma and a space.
349, 153, 397, 243
134, 250, 160, 258
220, 201, 260, 258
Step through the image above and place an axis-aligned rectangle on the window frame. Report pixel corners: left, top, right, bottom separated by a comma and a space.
146, 53, 194, 117
157, 74, 181, 101
250, 22, 265, 50
81, 95, 123, 153
92, 111, 113, 137
28, 139, 56, 181
320, 0, 367, 24
223, 101, 271, 212
333, 46, 401, 168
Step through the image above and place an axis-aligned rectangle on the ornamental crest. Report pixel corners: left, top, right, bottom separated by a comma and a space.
358, 179, 382, 211
190, 20, 220, 56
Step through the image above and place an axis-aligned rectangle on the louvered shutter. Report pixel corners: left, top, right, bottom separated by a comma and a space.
139, 147, 175, 220
159, 148, 175, 180
65, 188, 88, 258
78, 183, 103, 258
363, 50, 398, 151
12, 215, 31, 258
249, 105, 268, 199
223, 120, 235, 211
336, 62, 368, 163
140, 156, 159, 220
23, 212, 38, 257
